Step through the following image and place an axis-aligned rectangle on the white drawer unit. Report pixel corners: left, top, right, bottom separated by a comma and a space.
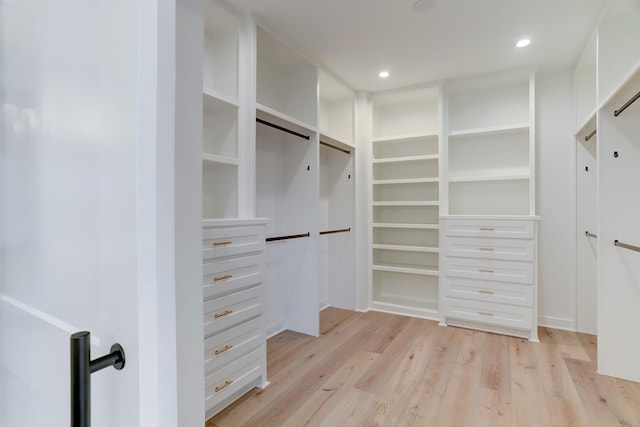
443, 218, 534, 239
442, 276, 533, 307
204, 317, 262, 376
204, 346, 265, 414
443, 257, 534, 284
440, 216, 538, 341
202, 219, 269, 419
203, 225, 266, 260
203, 254, 264, 299
443, 237, 534, 262
204, 282, 263, 338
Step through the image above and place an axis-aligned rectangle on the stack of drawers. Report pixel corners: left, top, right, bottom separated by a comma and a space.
441, 217, 539, 341
202, 219, 268, 418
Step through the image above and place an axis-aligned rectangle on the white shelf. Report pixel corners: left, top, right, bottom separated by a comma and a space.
448, 174, 529, 183
574, 110, 597, 138
320, 132, 354, 150
372, 131, 439, 143
203, 89, 239, 109
372, 263, 439, 276
256, 103, 318, 134
449, 123, 529, 138
373, 201, 439, 207
373, 154, 439, 164
369, 300, 439, 319
372, 244, 439, 253
373, 177, 439, 185
202, 153, 239, 166
372, 223, 439, 230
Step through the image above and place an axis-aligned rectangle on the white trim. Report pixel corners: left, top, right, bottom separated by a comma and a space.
538, 315, 574, 331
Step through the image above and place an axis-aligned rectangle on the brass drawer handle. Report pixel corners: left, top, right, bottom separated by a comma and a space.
213, 241, 232, 247
479, 311, 494, 316
479, 227, 495, 231
214, 344, 234, 355
479, 247, 495, 251
215, 380, 233, 393
214, 274, 233, 282
214, 309, 233, 319
478, 290, 494, 295
479, 269, 494, 273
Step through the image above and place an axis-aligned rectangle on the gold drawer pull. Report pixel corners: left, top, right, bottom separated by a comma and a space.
213, 241, 232, 247
214, 274, 233, 282
479, 311, 494, 316
215, 380, 233, 393
479, 227, 495, 231
479, 247, 495, 251
214, 309, 233, 319
214, 344, 234, 355
478, 290, 494, 295
479, 269, 494, 273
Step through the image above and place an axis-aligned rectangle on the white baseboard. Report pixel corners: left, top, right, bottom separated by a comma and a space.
538, 315, 574, 331
266, 321, 285, 339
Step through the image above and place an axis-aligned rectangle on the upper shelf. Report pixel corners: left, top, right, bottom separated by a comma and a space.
449, 123, 529, 138
257, 26, 318, 127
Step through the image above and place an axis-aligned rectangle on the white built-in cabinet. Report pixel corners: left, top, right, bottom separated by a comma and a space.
572, 0, 640, 382
369, 86, 442, 320
440, 72, 539, 341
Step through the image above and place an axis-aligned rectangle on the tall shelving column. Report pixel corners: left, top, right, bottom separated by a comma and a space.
573, 35, 598, 335
318, 70, 356, 310
255, 26, 320, 337
440, 71, 539, 341
369, 86, 441, 320
202, 1, 240, 219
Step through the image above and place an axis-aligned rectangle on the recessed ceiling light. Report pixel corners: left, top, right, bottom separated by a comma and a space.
379, 71, 390, 78
516, 39, 531, 48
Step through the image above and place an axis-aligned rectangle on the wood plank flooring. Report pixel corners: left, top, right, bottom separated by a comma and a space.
206, 308, 640, 427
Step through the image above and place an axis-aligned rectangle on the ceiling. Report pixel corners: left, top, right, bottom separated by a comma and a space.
228, 0, 609, 93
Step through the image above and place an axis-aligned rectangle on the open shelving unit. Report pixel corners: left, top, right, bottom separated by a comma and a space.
202, 1, 240, 219
445, 72, 535, 216
370, 85, 441, 319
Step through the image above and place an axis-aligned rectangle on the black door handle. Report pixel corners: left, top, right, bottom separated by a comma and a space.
70, 331, 125, 427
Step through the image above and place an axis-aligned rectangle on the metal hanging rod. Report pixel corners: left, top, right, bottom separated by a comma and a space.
614, 90, 640, 117
584, 129, 597, 142
266, 232, 310, 242
614, 240, 640, 253
319, 227, 351, 235
256, 118, 310, 141
320, 141, 351, 155
585, 231, 597, 239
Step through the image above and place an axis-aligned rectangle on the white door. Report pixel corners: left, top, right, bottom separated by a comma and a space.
1, 1, 177, 425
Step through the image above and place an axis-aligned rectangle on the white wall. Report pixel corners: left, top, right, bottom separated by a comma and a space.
536, 70, 576, 330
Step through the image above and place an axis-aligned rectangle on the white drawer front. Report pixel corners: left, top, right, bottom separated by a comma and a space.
444, 237, 535, 262
443, 276, 533, 307
203, 286, 263, 337
444, 257, 534, 284
204, 317, 262, 376
444, 298, 533, 330
203, 226, 265, 260
205, 346, 263, 411
203, 255, 263, 299
443, 219, 534, 239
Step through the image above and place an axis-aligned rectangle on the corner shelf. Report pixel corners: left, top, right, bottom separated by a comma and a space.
448, 174, 529, 183
372, 223, 439, 230
372, 263, 439, 276
372, 244, 439, 253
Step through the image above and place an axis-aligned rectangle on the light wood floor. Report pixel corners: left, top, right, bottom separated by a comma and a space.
207, 308, 640, 426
